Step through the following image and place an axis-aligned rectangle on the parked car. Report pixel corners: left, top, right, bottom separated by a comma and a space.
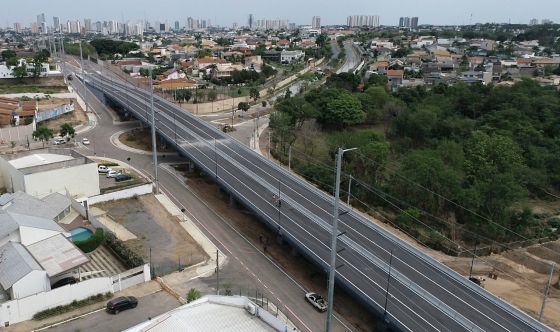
82, 137, 90, 145
106, 296, 138, 314
98, 165, 112, 173
114, 174, 132, 182
51, 277, 77, 289
106, 170, 122, 178
305, 292, 327, 312
53, 138, 66, 145
67, 74, 73, 81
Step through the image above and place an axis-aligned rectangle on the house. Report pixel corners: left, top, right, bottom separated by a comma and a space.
212, 63, 244, 79
387, 70, 404, 91
459, 70, 493, 85
261, 50, 281, 62
280, 50, 305, 64
0, 149, 100, 199
369, 61, 389, 74
0, 59, 60, 79
195, 57, 226, 70
159, 68, 186, 81
0, 191, 72, 223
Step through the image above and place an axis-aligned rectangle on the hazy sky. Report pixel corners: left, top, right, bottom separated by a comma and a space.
1, 0, 558, 27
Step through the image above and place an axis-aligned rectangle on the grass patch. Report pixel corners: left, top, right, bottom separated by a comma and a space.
33, 293, 112, 320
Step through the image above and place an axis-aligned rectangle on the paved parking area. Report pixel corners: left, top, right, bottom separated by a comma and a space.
50, 291, 180, 332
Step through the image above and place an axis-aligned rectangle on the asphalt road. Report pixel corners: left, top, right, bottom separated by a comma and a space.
337, 40, 361, 74
50, 291, 180, 332
64, 62, 351, 332
80, 68, 552, 332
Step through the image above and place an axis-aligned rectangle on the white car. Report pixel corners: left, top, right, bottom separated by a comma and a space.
82, 138, 90, 145
106, 170, 122, 178
53, 138, 66, 145
98, 165, 112, 173
305, 292, 327, 312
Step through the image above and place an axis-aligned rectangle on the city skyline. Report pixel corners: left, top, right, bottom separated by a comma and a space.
0, 0, 558, 28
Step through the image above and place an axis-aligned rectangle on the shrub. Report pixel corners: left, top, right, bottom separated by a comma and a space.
186, 288, 201, 303
98, 162, 119, 167
104, 231, 145, 268
33, 293, 112, 320
74, 229, 104, 253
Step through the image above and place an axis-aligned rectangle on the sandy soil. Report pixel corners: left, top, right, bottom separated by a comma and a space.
119, 128, 176, 152
41, 98, 87, 131
182, 170, 380, 331
95, 195, 207, 276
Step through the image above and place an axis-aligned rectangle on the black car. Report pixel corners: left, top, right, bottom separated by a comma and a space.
106, 296, 138, 314
51, 277, 77, 289
114, 174, 132, 182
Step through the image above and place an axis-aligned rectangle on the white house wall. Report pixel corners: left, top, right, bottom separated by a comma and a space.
10, 270, 50, 299
23, 162, 100, 198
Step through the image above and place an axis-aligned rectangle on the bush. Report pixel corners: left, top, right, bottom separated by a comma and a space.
33, 293, 112, 320
74, 229, 104, 253
98, 162, 119, 167
104, 231, 145, 268
186, 288, 201, 303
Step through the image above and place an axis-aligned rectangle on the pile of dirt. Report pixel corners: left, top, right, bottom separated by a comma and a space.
543, 241, 560, 252
527, 245, 560, 264
503, 250, 553, 274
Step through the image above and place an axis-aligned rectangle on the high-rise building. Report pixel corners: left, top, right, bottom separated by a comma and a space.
399, 17, 405, 27
84, 19, 92, 32
347, 15, 379, 27
411, 17, 419, 29
14, 22, 21, 33
541, 19, 553, 25
67, 20, 81, 34
312, 16, 321, 29
187, 17, 194, 30
248, 14, 254, 29
53, 17, 60, 32
37, 13, 46, 33
174, 20, 180, 31
529, 18, 538, 25
159, 23, 166, 32
31, 22, 38, 34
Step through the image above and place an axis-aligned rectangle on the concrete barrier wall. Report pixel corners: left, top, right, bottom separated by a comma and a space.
87, 183, 153, 205
0, 122, 34, 145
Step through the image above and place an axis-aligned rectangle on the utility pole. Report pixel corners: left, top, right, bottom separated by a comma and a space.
216, 250, 220, 295
326, 147, 357, 332
214, 137, 218, 180
288, 145, 292, 170
539, 263, 555, 321
79, 40, 89, 114
149, 69, 159, 194
347, 175, 352, 206
469, 242, 477, 278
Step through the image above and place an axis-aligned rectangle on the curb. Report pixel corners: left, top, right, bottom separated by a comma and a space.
109, 128, 177, 156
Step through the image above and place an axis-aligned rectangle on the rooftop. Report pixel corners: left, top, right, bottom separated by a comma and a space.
9, 153, 74, 169
0, 211, 66, 239
0, 191, 70, 221
0, 242, 42, 289
26, 233, 89, 277
124, 296, 289, 332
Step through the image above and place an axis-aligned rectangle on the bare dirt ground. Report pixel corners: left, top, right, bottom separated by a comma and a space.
41, 98, 87, 131
94, 194, 207, 276
119, 128, 176, 152
258, 128, 560, 330
179, 169, 381, 331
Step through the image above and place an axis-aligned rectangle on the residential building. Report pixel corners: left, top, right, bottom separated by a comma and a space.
0, 149, 100, 199
84, 19, 92, 32
53, 17, 60, 32
37, 13, 46, 34
13, 23, 21, 33
411, 17, 419, 29
312, 16, 321, 29
280, 50, 305, 64
387, 69, 404, 91
174, 21, 180, 31
347, 15, 380, 28
124, 295, 291, 332
248, 14, 254, 29
529, 18, 538, 25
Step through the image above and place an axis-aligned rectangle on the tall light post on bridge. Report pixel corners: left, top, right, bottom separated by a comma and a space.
149, 68, 159, 194
78, 40, 89, 114
326, 147, 357, 332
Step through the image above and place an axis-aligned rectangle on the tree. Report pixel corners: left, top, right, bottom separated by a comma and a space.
1, 49, 16, 60
315, 33, 329, 48
60, 123, 75, 140
32, 126, 54, 147
12, 64, 27, 79
326, 72, 360, 92
207, 89, 218, 102
318, 91, 365, 128
238, 102, 250, 113
249, 87, 260, 102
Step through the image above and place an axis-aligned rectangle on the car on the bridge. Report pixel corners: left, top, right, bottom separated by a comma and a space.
106, 296, 138, 314
305, 292, 327, 312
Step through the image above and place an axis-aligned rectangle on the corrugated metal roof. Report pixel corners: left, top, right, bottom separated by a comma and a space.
0, 213, 20, 239
8, 212, 65, 234
0, 193, 15, 206
0, 242, 42, 289
4, 191, 70, 221
26, 234, 88, 277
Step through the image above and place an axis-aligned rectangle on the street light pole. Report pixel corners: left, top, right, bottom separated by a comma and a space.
149, 69, 159, 194
79, 40, 89, 114
347, 175, 352, 206
326, 147, 357, 332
